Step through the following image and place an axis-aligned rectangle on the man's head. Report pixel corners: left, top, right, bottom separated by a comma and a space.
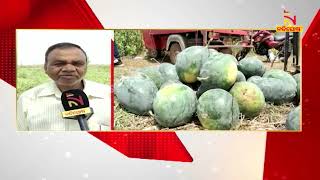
44, 42, 88, 92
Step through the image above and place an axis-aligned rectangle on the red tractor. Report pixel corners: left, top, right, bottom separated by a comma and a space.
142, 29, 252, 64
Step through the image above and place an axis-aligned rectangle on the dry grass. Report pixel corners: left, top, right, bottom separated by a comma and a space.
114, 54, 297, 131
236, 103, 294, 131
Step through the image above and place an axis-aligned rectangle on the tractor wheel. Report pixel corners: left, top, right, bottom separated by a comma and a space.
147, 49, 158, 58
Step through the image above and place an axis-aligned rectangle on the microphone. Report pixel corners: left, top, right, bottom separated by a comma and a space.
61, 89, 93, 131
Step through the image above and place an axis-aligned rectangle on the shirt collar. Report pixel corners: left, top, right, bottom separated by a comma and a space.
37, 80, 105, 99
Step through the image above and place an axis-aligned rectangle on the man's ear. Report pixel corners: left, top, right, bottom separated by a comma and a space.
44, 63, 48, 74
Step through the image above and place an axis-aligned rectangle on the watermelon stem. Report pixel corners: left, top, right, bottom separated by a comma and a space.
206, 37, 214, 48
148, 110, 155, 117
197, 76, 209, 81
150, 58, 161, 64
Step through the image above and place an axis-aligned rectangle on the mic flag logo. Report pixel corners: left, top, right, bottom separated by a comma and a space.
65, 92, 84, 107
277, 8, 303, 32
283, 9, 296, 26
61, 89, 90, 111
61, 89, 92, 118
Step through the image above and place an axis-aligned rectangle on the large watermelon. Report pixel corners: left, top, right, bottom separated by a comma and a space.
230, 82, 265, 118
286, 106, 300, 130
197, 54, 238, 96
137, 66, 164, 89
247, 76, 296, 104
153, 83, 197, 128
197, 89, 240, 130
115, 75, 158, 115
207, 51, 238, 64
209, 48, 219, 57
263, 69, 297, 88
238, 56, 266, 78
175, 46, 209, 83
158, 63, 180, 83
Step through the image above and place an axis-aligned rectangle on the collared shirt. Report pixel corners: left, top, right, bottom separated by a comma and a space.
17, 80, 111, 131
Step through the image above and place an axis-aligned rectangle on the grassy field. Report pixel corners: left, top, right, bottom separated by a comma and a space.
114, 55, 297, 131
17, 65, 110, 97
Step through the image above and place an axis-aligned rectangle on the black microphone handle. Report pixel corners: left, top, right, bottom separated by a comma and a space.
77, 115, 89, 131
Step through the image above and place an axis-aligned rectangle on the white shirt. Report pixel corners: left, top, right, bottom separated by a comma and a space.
17, 80, 111, 131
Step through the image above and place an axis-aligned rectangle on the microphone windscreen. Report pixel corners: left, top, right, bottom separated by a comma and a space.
61, 89, 90, 111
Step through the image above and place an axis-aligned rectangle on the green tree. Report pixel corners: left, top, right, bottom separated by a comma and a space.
114, 30, 144, 57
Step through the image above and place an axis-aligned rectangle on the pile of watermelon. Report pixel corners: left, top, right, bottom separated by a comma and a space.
115, 46, 301, 130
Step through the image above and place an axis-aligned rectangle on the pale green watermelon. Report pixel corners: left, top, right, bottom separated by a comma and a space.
230, 82, 265, 118
175, 46, 209, 83
263, 69, 297, 88
197, 54, 238, 96
137, 66, 164, 89
247, 76, 296, 104
286, 106, 300, 130
293, 73, 301, 102
115, 75, 158, 115
238, 56, 266, 78
197, 89, 240, 130
158, 63, 180, 83
153, 83, 197, 127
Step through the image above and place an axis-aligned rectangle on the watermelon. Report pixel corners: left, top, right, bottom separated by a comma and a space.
236, 71, 246, 82
230, 82, 265, 118
160, 80, 183, 89
197, 89, 240, 130
158, 63, 180, 83
247, 76, 296, 104
238, 56, 266, 78
175, 46, 209, 83
263, 69, 297, 88
196, 55, 238, 96
286, 106, 300, 130
246, 76, 262, 83
222, 54, 238, 64
153, 83, 197, 127
115, 75, 158, 115
137, 66, 164, 89
293, 73, 301, 102
207, 51, 238, 64
209, 48, 219, 56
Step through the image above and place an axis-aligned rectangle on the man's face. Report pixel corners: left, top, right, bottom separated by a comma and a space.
45, 47, 87, 91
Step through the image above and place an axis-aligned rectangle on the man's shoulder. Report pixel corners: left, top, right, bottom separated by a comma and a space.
84, 80, 110, 98
18, 82, 53, 100
85, 80, 110, 89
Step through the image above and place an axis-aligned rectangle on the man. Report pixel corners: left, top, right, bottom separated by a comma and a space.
17, 42, 110, 131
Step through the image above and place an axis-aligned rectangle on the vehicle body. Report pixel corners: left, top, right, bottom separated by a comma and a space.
251, 30, 291, 61
250, 30, 300, 72
142, 29, 251, 63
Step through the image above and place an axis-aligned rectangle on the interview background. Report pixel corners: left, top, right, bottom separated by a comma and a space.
0, 0, 319, 180
16, 29, 113, 96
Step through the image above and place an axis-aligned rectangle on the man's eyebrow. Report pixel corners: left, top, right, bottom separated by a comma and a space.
51, 59, 85, 63
52, 60, 65, 63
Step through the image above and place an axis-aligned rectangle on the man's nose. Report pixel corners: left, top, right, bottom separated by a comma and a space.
62, 64, 76, 71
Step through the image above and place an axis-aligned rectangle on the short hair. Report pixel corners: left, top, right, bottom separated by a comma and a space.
45, 42, 87, 63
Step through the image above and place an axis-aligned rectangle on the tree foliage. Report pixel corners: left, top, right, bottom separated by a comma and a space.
114, 30, 144, 57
